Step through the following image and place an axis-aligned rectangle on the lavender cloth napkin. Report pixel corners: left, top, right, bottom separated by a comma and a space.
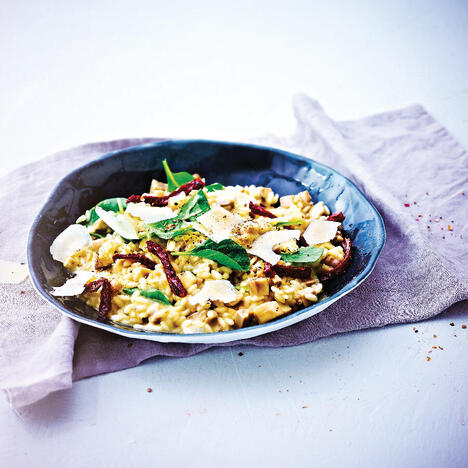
1, 95, 467, 409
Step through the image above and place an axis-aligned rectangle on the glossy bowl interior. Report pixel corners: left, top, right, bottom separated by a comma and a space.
27, 140, 385, 343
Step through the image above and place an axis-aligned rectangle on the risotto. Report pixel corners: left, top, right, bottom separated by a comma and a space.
49, 160, 352, 334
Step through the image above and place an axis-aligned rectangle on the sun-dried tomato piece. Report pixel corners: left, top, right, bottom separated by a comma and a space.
141, 195, 170, 207
146, 240, 187, 297
112, 253, 156, 270
263, 262, 275, 278
249, 201, 277, 219
132, 178, 205, 207
327, 212, 346, 223
272, 263, 312, 279
320, 237, 352, 281
84, 278, 113, 319
126, 194, 142, 204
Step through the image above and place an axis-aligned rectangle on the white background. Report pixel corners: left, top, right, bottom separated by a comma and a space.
1, 1, 467, 467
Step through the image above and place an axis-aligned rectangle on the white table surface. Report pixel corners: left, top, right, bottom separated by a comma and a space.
1, 1, 467, 467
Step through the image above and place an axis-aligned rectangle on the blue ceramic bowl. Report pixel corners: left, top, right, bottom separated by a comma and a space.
27, 140, 385, 343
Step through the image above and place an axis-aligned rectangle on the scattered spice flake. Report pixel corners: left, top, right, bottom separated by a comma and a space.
238, 352, 244, 356
462, 192, 465, 196
426, 356, 431, 362
415, 219, 420, 221
448, 225, 453, 231
425, 192, 429, 195
428, 350, 432, 353
418, 214, 423, 217
20, 290, 25, 294
442, 236, 445, 239
414, 329, 419, 333
433, 334, 437, 338
302, 405, 308, 409
434, 218, 440, 222
462, 325, 467, 329
404, 203, 411, 207
413, 201, 417, 205
128, 342, 133, 348
432, 346, 437, 349
147, 387, 153, 393
439, 346, 444, 350
450, 322, 455, 326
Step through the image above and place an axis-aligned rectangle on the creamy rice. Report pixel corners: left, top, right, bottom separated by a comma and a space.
57, 176, 347, 334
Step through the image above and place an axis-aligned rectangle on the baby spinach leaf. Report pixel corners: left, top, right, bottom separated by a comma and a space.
273, 219, 303, 227
86, 198, 127, 226
123, 287, 172, 305
281, 246, 324, 265
178, 190, 210, 218
146, 191, 210, 239
162, 159, 194, 192
173, 239, 250, 271
147, 222, 193, 239
205, 183, 224, 192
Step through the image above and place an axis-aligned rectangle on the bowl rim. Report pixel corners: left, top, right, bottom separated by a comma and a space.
27, 138, 386, 343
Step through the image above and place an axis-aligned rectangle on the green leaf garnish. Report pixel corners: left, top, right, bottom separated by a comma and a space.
85, 198, 128, 226
162, 159, 194, 192
280, 246, 324, 265
146, 191, 210, 239
178, 190, 210, 218
173, 238, 250, 271
205, 183, 224, 192
274, 219, 303, 227
123, 288, 172, 305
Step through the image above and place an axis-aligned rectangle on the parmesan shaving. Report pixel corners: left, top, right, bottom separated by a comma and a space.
0, 260, 28, 284
247, 230, 301, 265
126, 203, 177, 224
191, 206, 242, 242
302, 220, 340, 246
95, 206, 140, 240
50, 224, 92, 263
50, 270, 95, 296
189, 279, 239, 305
